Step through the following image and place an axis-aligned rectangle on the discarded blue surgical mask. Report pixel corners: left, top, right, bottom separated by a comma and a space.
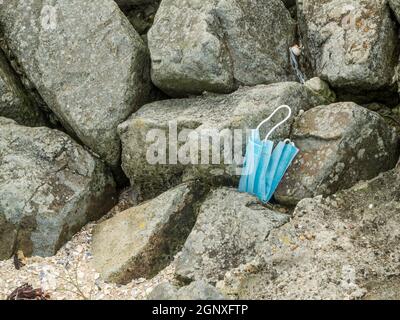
239, 105, 299, 203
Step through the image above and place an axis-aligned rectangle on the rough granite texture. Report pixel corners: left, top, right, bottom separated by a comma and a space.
0, 0, 400, 301
175, 188, 290, 284
148, 281, 225, 300
0, 0, 150, 167
218, 166, 400, 300
275, 102, 399, 205
148, 0, 296, 96
0, 117, 116, 260
298, 0, 398, 102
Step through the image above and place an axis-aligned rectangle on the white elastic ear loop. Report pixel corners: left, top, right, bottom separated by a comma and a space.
256, 105, 292, 141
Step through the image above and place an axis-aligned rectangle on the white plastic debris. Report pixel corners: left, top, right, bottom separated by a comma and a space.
289, 45, 306, 84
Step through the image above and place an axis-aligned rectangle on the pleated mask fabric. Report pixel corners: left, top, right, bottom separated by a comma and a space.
239, 105, 299, 203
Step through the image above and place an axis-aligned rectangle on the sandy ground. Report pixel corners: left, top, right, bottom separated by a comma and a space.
0, 221, 175, 300
0, 189, 175, 300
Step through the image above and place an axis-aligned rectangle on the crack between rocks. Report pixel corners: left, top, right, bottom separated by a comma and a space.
294, 133, 342, 142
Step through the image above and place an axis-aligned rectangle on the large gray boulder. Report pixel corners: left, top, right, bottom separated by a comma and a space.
148, 0, 296, 96
0, 0, 150, 167
275, 102, 399, 205
118, 81, 334, 200
218, 167, 400, 300
175, 188, 290, 284
92, 183, 204, 284
0, 117, 116, 260
0, 50, 46, 127
148, 281, 225, 300
298, 0, 398, 101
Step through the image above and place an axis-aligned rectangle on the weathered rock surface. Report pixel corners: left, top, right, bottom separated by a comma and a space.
148, 0, 296, 96
148, 281, 225, 300
304, 77, 336, 104
92, 183, 204, 284
0, 50, 46, 127
119, 81, 335, 200
0, 118, 116, 260
175, 188, 290, 284
218, 166, 400, 300
0, 0, 150, 167
275, 102, 399, 205
364, 102, 400, 134
298, 0, 398, 102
